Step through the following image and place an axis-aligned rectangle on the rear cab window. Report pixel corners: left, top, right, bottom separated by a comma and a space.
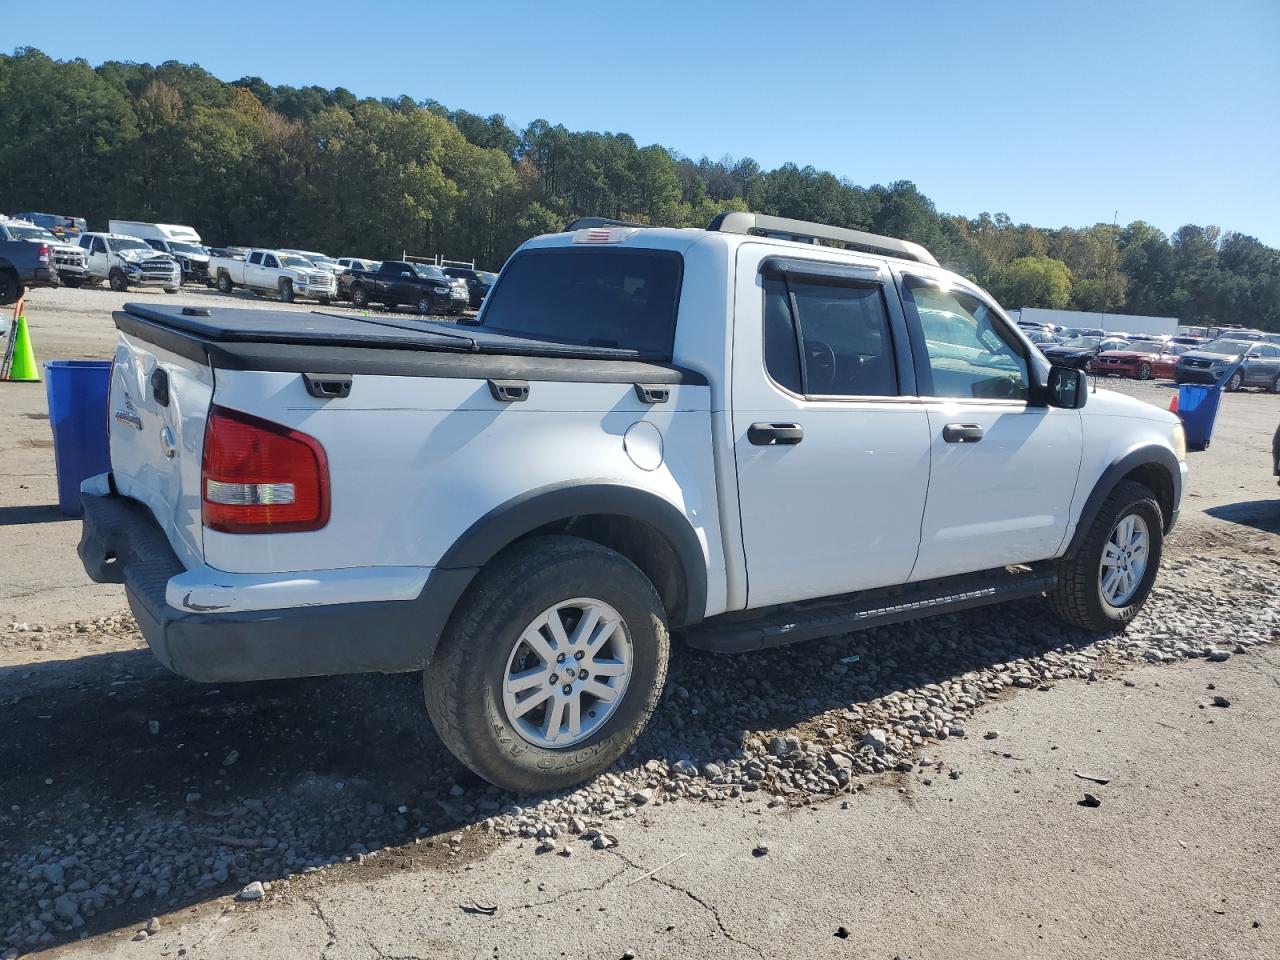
479, 247, 683, 359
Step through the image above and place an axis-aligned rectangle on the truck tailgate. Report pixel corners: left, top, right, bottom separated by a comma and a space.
108, 330, 213, 568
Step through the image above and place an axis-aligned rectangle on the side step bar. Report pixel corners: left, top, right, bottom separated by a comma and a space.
683, 567, 1058, 654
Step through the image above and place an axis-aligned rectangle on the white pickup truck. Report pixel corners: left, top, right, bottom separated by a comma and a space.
209, 248, 337, 303
78, 213, 1187, 792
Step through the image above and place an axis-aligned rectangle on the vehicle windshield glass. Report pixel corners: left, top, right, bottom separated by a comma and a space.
109, 237, 153, 252
1063, 337, 1099, 348
310, 258, 339, 269
411, 264, 447, 280
1201, 340, 1252, 356
480, 248, 683, 358
478, 271, 498, 284
168, 241, 206, 255
279, 255, 315, 269
6, 225, 59, 243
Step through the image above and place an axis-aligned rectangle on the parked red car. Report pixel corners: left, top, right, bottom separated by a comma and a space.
1089, 342, 1185, 380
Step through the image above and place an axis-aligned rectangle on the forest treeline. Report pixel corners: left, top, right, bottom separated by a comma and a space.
2, 47, 1277, 329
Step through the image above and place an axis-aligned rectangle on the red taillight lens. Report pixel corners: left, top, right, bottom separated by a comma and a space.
202, 405, 329, 533
37, 243, 50, 263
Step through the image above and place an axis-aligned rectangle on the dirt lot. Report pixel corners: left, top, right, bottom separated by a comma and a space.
1, 286, 1278, 959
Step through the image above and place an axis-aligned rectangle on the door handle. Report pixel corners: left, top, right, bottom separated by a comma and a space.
748, 422, 804, 445
943, 423, 984, 444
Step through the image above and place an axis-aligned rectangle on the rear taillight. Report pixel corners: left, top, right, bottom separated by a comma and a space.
37, 243, 50, 263
202, 405, 329, 534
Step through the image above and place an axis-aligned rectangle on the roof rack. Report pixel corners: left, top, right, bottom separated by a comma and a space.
563, 216, 651, 231
706, 212, 938, 266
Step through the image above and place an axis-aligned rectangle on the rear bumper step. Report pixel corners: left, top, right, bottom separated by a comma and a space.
78, 489, 472, 682
683, 567, 1058, 654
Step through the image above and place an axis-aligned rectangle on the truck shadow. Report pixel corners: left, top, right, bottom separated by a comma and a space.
0, 596, 1105, 952
1204, 499, 1280, 534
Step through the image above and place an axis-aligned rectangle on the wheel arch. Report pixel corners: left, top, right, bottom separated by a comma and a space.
417, 483, 709, 664
1066, 445, 1181, 557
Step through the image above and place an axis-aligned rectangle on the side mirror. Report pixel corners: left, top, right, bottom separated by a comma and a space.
1047, 365, 1088, 409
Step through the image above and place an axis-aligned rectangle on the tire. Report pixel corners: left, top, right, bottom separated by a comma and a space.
164, 287, 178, 294
216, 272, 233, 294
0, 270, 22, 305
108, 269, 129, 293
62, 277, 83, 289
279, 279, 295, 303
351, 286, 369, 308
1270, 375, 1280, 395
416, 296, 432, 315
318, 297, 331, 306
1226, 371, 1243, 392
1049, 480, 1164, 633
425, 535, 670, 793
1137, 361, 1151, 380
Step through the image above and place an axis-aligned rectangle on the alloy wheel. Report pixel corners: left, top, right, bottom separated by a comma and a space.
1099, 513, 1149, 607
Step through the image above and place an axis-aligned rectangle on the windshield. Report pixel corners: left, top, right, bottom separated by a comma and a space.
480, 248, 682, 357
1063, 337, 1099, 348
7, 224, 59, 243
109, 237, 153, 252
279, 255, 315, 269
478, 271, 498, 284
411, 263, 447, 281
168, 241, 207, 256
1200, 340, 1252, 356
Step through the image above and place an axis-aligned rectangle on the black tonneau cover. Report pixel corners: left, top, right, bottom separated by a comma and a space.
116, 303, 706, 384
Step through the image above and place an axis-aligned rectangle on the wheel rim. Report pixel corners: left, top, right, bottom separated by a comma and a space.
1139, 363, 1150, 379
1099, 513, 1149, 607
418, 298, 430, 314
1229, 373, 1241, 390
501, 597, 633, 749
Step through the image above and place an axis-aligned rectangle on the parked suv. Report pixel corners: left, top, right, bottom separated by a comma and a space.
1175, 339, 1280, 392
78, 212, 1186, 793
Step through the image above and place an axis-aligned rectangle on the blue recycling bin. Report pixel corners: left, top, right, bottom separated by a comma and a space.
44, 360, 113, 516
1176, 382, 1222, 452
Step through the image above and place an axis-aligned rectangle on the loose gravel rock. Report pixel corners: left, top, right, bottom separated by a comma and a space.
0, 543, 1276, 953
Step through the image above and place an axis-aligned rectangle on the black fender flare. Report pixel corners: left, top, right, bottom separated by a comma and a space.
1065, 445, 1182, 557
416, 483, 709, 663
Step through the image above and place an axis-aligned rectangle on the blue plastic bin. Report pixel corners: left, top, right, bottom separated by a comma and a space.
44, 360, 113, 516
1176, 382, 1222, 451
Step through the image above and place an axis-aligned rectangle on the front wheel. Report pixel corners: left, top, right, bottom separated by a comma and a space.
1049, 480, 1163, 633
62, 277, 83, 289
0, 270, 22, 305
216, 273, 233, 294
1270, 375, 1280, 395
279, 279, 295, 303
416, 296, 433, 315
1226, 371, 1243, 392
318, 297, 331, 306
108, 269, 129, 293
424, 535, 669, 793
351, 286, 369, 308
164, 287, 179, 294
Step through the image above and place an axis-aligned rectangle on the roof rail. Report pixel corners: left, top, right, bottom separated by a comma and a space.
564, 216, 651, 231
706, 212, 938, 266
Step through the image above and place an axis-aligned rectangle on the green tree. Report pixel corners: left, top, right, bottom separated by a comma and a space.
992, 256, 1073, 309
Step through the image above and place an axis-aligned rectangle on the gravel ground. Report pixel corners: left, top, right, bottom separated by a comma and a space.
1, 287, 1278, 957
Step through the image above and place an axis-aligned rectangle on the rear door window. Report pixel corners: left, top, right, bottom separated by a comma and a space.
480, 248, 683, 358
763, 274, 898, 397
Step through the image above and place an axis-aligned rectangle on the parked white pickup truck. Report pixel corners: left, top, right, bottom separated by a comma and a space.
79, 213, 1187, 792
209, 248, 336, 303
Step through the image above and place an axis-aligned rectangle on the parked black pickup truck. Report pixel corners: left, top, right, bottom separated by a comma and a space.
344, 260, 468, 315
0, 239, 59, 304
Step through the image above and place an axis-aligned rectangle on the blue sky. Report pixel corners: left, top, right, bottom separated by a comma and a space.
9, 0, 1280, 245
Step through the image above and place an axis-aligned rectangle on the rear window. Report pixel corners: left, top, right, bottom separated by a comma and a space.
480, 248, 683, 358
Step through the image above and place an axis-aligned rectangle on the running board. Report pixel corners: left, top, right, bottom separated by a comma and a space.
683, 567, 1058, 654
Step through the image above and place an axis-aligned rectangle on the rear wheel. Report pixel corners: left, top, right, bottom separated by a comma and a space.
0, 269, 22, 305
62, 277, 83, 289
1226, 371, 1243, 392
1137, 361, 1151, 380
216, 272, 233, 294
108, 269, 129, 293
352, 286, 369, 308
1049, 480, 1163, 633
424, 535, 669, 793
279, 279, 295, 303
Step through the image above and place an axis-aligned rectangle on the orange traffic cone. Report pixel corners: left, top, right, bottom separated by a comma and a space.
1168, 392, 1178, 413
2, 312, 40, 382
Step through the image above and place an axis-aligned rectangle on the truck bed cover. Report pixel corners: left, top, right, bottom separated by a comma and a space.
116, 303, 705, 383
